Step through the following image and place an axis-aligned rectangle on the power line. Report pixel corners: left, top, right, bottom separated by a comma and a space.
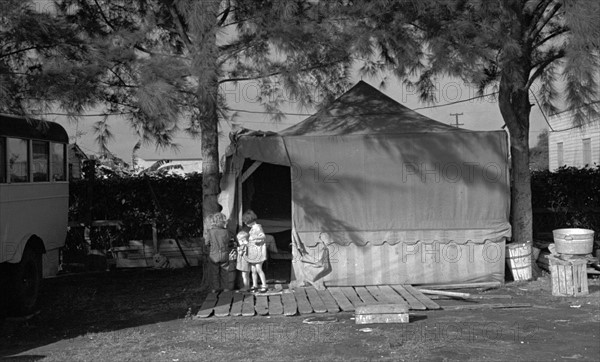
413, 92, 499, 111
529, 90, 555, 132
29, 91, 502, 121
229, 108, 311, 116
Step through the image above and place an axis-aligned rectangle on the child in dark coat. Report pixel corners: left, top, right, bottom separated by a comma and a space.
205, 213, 234, 292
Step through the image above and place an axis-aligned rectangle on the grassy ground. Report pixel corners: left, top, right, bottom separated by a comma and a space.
1, 267, 599, 361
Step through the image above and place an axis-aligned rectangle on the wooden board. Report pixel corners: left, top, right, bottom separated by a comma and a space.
317, 289, 340, 313
305, 287, 327, 313
327, 287, 354, 312
587, 268, 600, 275
241, 294, 255, 317
354, 286, 379, 305
366, 285, 404, 303
378, 285, 410, 306
418, 289, 470, 298
365, 285, 388, 303
255, 295, 269, 316
254, 291, 283, 296
281, 291, 298, 316
355, 313, 409, 324
340, 287, 364, 308
429, 294, 513, 300
416, 282, 502, 290
294, 288, 314, 314
355, 303, 408, 314
441, 303, 532, 311
196, 292, 219, 318
403, 285, 441, 310
355, 304, 409, 325
268, 295, 284, 315
213, 290, 233, 317
229, 292, 244, 316
391, 285, 426, 310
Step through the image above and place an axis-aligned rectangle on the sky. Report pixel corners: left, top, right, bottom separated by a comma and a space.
49, 74, 549, 163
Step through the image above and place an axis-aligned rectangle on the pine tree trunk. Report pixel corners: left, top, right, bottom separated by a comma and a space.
200, 90, 221, 224
189, 0, 222, 232
499, 73, 533, 244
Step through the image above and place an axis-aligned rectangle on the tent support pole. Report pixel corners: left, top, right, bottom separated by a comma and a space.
241, 161, 262, 183
238, 161, 262, 228
237, 173, 243, 229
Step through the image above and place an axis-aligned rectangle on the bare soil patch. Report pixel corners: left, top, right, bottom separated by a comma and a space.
1, 268, 598, 361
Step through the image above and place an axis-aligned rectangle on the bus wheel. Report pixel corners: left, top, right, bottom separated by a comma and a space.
8, 246, 42, 315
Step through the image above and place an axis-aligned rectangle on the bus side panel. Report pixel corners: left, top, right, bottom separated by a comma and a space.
0, 183, 68, 277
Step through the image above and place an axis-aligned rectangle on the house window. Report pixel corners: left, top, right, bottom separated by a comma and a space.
582, 138, 591, 166
557, 142, 564, 167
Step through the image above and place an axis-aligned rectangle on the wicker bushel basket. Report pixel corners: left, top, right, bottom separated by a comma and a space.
552, 228, 595, 255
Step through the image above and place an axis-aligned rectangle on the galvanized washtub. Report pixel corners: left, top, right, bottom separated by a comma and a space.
552, 228, 595, 255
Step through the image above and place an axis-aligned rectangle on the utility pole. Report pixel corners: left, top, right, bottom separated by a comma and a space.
450, 113, 464, 128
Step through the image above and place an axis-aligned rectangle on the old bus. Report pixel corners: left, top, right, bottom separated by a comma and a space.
0, 114, 69, 315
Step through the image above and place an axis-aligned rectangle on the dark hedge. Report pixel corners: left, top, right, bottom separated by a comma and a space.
69, 174, 204, 248
66, 166, 599, 256
531, 165, 600, 239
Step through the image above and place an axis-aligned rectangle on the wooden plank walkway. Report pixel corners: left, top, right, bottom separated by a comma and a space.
196, 285, 439, 318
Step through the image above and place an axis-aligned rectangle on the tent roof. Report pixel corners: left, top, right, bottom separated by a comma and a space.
279, 81, 461, 136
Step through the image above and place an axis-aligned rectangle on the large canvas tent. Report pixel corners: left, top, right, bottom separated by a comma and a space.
220, 81, 511, 288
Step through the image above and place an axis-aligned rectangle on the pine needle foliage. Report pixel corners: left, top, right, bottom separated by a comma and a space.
341, 0, 599, 242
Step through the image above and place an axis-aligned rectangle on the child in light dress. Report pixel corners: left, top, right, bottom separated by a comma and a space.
241, 210, 268, 293
236, 230, 250, 291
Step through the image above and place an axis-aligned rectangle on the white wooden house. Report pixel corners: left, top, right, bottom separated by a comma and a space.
548, 106, 600, 170
68, 143, 88, 179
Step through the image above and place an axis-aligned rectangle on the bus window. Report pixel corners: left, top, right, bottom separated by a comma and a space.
33, 140, 50, 182
0, 137, 6, 183
7, 138, 29, 183
52, 143, 66, 181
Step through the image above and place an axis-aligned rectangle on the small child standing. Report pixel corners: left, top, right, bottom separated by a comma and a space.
205, 213, 233, 292
242, 210, 268, 293
236, 231, 251, 291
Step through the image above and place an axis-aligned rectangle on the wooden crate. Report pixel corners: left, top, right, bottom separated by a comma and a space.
355, 303, 409, 324
548, 255, 589, 297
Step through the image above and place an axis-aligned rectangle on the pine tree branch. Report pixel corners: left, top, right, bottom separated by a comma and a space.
92, 0, 161, 58
217, 1, 231, 27
531, 0, 555, 25
218, 37, 262, 64
526, 49, 565, 89
169, 5, 193, 49
529, 1, 562, 44
220, 15, 262, 28
218, 58, 347, 84
533, 26, 568, 49
0, 45, 57, 59
94, 0, 116, 31
107, 68, 136, 88
33, 111, 135, 117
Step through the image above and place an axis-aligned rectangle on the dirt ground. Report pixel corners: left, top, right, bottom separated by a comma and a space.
0, 267, 599, 362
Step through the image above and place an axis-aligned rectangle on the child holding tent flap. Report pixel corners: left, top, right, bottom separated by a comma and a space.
205, 213, 234, 292
242, 210, 268, 293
